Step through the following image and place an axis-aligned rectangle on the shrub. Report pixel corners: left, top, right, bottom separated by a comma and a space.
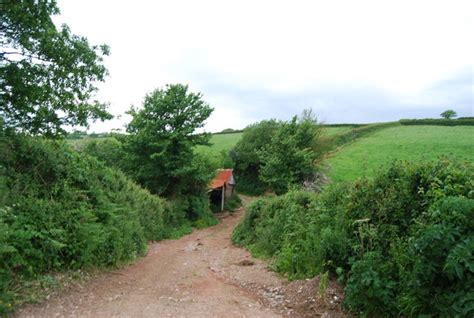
224, 193, 242, 211
258, 117, 321, 194
232, 112, 324, 195
0, 133, 180, 312
232, 157, 474, 316
397, 196, 474, 316
232, 120, 281, 195
82, 137, 125, 170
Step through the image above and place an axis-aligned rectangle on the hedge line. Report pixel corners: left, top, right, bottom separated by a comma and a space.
321, 123, 367, 127
326, 121, 400, 150
400, 118, 474, 126
0, 133, 191, 312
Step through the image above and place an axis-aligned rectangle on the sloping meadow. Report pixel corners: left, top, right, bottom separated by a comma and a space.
232, 157, 473, 316
0, 133, 190, 311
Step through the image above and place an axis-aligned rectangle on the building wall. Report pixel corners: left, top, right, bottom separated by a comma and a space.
225, 185, 234, 198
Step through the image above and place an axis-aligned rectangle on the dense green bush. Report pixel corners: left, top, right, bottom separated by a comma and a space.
232, 114, 323, 195
258, 117, 321, 194
400, 118, 474, 126
82, 137, 126, 170
232, 119, 281, 195
232, 157, 474, 316
0, 133, 189, 312
224, 193, 242, 211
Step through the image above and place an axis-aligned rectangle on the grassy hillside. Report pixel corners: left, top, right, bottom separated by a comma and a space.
195, 132, 243, 156
324, 125, 474, 182
321, 126, 358, 136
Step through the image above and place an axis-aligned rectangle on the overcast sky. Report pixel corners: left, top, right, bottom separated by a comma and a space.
55, 0, 473, 133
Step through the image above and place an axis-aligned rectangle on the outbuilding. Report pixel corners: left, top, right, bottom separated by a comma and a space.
208, 169, 235, 211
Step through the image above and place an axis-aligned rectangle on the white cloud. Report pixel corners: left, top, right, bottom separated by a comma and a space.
55, 0, 473, 132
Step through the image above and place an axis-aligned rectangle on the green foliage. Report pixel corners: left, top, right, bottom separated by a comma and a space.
232, 111, 322, 195
318, 271, 329, 301
123, 84, 217, 227
440, 109, 457, 119
215, 128, 243, 134
125, 84, 214, 197
232, 157, 474, 316
397, 197, 474, 316
82, 137, 125, 170
232, 119, 281, 195
258, 116, 321, 194
0, 132, 180, 313
344, 251, 398, 316
0, 1, 112, 136
400, 118, 474, 126
224, 193, 242, 211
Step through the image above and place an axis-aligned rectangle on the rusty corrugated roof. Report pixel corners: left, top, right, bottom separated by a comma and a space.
208, 169, 234, 190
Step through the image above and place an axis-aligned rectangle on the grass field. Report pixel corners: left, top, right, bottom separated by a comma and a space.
195, 132, 243, 156
324, 125, 474, 182
321, 126, 357, 136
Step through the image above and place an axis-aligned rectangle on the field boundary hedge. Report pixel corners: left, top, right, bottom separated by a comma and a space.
324, 121, 400, 152
212, 130, 244, 135
321, 123, 366, 128
400, 118, 474, 126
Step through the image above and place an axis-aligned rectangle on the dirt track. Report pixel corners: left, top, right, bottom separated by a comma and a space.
14, 198, 343, 317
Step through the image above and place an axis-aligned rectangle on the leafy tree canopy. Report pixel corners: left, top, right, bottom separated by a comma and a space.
0, 0, 112, 137
258, 115, 322, 194
232, 109, 322, 195
440, 109, 457, 119
125, 84, 214, 196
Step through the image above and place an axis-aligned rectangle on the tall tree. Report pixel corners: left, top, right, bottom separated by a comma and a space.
0, 1, 111, 136
125, 84, 214, 196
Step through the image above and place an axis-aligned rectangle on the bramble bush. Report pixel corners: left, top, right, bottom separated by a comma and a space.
232, 157, 473, 316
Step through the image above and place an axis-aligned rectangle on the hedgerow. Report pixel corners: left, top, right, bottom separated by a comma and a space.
400, 118, 474, 126
0, 132, 189, 312
232, 157, 474, 316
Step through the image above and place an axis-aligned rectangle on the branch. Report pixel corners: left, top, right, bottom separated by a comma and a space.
0, 50, 50, 63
